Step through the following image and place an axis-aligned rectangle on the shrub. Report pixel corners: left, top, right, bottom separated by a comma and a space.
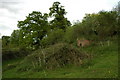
41, 29, 65, 47
63, 24, 95, 44
2, 47, 31, 61
63, 27, 77, 44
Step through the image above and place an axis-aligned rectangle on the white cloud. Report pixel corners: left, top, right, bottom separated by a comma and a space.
0, 0, 119, 38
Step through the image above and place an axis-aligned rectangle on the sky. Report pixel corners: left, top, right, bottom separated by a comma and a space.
0, 0, 119, 37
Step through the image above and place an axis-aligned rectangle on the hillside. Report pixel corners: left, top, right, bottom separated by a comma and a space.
2, 38, 118, 78
2, 1, 119, 79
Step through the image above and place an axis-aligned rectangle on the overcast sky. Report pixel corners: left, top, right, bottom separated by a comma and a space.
0, 0, 119, 37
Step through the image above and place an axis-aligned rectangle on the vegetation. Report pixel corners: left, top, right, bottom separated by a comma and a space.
2, 39, 118, 78
2, 1, 119, 78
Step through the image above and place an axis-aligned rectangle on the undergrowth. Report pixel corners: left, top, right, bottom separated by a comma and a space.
2, 38, 118, 78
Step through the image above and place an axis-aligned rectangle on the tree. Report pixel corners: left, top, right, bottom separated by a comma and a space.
113, 1, 120, 13
81, 11, 118, 40
2, 36, 10, 48
114, 1, 120, 33
96, 11, 118, 38
17, 11, 49, 49
10, 30, 20, 46
81, 13, 99, 40
49, 1, 71, 30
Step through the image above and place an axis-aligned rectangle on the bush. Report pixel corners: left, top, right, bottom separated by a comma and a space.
63, 24, 96, 44
2, 47, 31, 61
41, 29, 65, 47
63, 27, 77, 44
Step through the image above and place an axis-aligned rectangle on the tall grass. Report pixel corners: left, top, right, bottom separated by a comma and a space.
2, 38, 118, 78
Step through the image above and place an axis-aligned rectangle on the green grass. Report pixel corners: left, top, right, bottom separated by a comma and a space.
2, 40, 118, 78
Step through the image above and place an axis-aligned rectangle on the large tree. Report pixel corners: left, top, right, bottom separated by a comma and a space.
49, 1, 71, 30
17, 11, 49, 49
96, 11, 118, 38
81, 11, 118, 40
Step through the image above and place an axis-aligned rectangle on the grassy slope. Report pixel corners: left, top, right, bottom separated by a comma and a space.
2, 40, 118, 78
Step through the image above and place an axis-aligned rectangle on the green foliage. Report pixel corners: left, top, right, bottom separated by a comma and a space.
2, 39, 118, 78
41, 29, 65, 47
115, 1, 120, 30
96, 11, 118, 37
17, 11, 49, 49
2, 47, 31, 61
80, 11, 118, 40
2, 1, 119, 78
63, 27, 77, 44
2, 36, 10, 48
8, 1, 118, 50
10, 30, 20, 46
63, 24, 97, 44
49, 1, 71, 30
11, 43, 88, 72
73, 24, 95, 40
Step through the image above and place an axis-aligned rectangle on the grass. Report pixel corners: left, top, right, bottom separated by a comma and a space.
2, 39, 118, 78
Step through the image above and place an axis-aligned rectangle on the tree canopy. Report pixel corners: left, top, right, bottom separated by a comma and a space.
2, 1, 119, 50
17, 11, 49, 49
49, 1, 71, 30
